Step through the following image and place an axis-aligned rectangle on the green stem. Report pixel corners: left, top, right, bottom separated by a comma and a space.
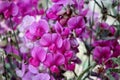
9, 17, 22, 60
77, 63, 96, 80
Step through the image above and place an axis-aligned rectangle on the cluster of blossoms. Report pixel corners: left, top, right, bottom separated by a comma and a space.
0, 0, 120, 80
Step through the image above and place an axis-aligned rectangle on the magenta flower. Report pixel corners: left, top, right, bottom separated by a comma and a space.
22, 72, 50, 80
16, 62, 26, 78
0, 2, 19, 18
93, 39, 120, 61
32, 73, 50, 80
44, 52, 65, 73
28, 64, 39, 74
0, 1, 10, 13
64, 51, 75, 71
54, 21, 71, 37
29, 57, 40, 67
17, 0, 39, 16
67, 16, 85, 33
31, 46, 47, 62
100, 22, 116, 35
72, 0, 88, 15
112, 43, 120, 57
25, 19, 49, 41
39, 33, 63, 49
46, 4, 63, 20
93, 46, 111, 64
67, 16, 87, 38
51, 0, 74, 6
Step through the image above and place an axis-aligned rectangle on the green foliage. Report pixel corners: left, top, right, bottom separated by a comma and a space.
7, 53, 22, 62
106, 70, 115, 80
112, 57, 120, 65
77, 63, 96, 80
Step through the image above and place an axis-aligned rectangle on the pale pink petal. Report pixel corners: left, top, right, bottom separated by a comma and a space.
43, 53, 53, 67
39, 33, 52, 47
32, 73, 50, 80
28, 64, 38, 74
54, 53, 65, 66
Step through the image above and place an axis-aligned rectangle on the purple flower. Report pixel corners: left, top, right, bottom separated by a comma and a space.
100, 22, 116, 35
93, 46, 111, 64
0, 1, 10, 13
28, 64, 39, 74
25, 19, 49, 41
72, 0, 88, 15
67, 16, 85, 30
22, 71, 33, 80
22, 72, 50, 80
32, 73, 50, 80
16, 62, 26, 78
29, 57, 40, 67
112, 44, 120, 57
51, 0, 74, 6
46, 4, 62, 20
43, 52, 65, 73
0, 1, 19, 18
17, 0, 39, 16
39, 33, 63, 49
31, 46, 47, 62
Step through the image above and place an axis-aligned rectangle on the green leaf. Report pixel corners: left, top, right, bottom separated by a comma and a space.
106, 70, 115, 80
112, 57, 120, 65
109, 68, 120, 73
0, 74, 3, 80
77, 63, 96, 80
115, 25, 120, 37
7, 54, 22, 62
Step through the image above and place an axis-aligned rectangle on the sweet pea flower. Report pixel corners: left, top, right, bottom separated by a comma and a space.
93, 46, 111, 64
67, 16, 88, 38
44, 52, 65, 74
25, 19, 49, 41
54, 21, 71, 37
68, 16, 85, 30
16, 62, 26, 78
31, 46, 47, 62
32, 73, 50, 80
39, 33, 63, 50
51, 0, 74, 6
46, 4, 63, 20
0, 1, 19, 18
29, 57, 40, 67
22, 71, 50, 80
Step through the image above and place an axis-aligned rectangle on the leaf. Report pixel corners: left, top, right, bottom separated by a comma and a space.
77, 63, 96, 80
109, 68, 120, 73
115, 25, 120, 37
7, 53, 22, 62
106, 70, 115, 80
0, 74, 3, 80
112, 57, 120, 65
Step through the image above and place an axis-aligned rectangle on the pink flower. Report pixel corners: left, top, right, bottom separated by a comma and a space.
29, 57, 40, 67
28, 64, 38, 74
39, 33, 63, 49
31, 46, 47, 62
16, 62, 26, 78
32, 73, 50, 80
68, 16, 85, 30
51, 0, 74, 6
54, 22, 71, 37
46, 4, 62, 20
22, 72, 50, 80
0, 1, 19, 18
93, 46, 111, 64
100, 22, 116, 35
44, 53, 65, 73
25, 19, 49, 41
